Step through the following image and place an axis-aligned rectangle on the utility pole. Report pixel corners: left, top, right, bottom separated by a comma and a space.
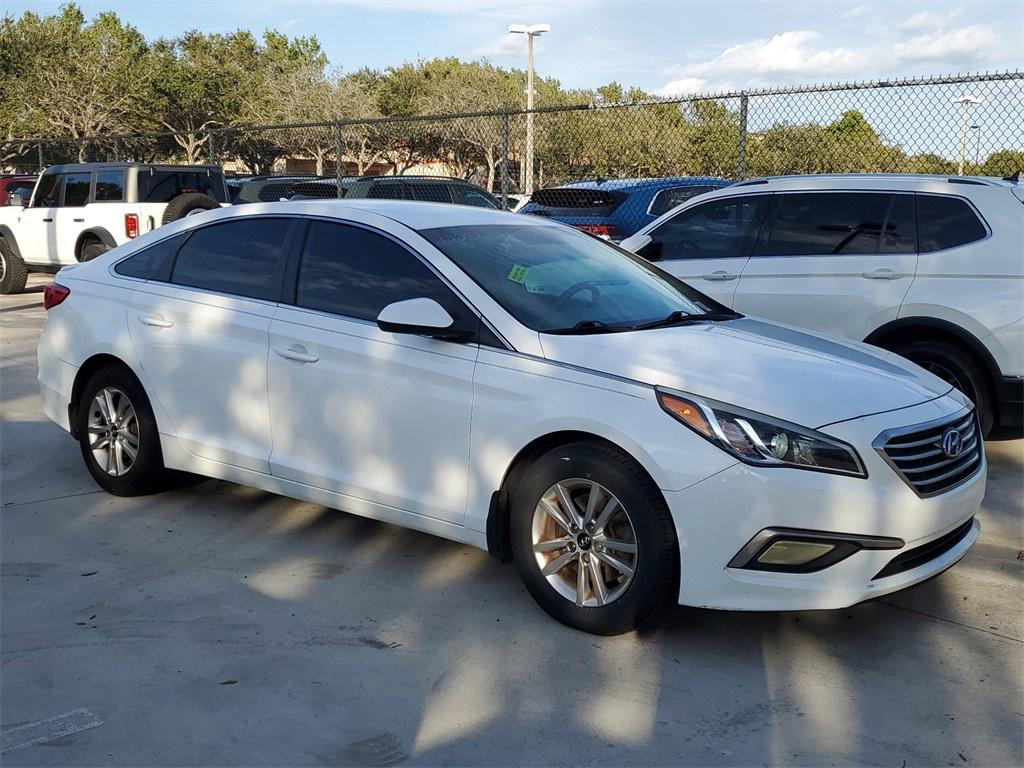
508, 23, 550, 195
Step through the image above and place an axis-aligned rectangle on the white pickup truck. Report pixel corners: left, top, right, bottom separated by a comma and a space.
0, 162, 228, 294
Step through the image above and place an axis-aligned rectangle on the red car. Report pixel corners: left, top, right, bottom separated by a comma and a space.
0, 174, 37, 206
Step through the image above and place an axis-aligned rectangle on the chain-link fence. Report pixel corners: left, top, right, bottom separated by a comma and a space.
3, 71, 1021, 210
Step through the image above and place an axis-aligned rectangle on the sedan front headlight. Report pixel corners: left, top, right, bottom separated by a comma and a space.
657, 389, 866, 477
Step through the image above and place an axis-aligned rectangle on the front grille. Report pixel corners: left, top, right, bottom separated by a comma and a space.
877, 410, 983, 497
873, 518, 975, 579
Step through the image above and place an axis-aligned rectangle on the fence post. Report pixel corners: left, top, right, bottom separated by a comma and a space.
501, 112, 510, 208
737, 92, 749, 180
334, 122, 344, 198
37, 142, 44, 172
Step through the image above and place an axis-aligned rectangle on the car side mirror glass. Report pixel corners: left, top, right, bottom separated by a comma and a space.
8, 192, 24, 207
377, 297, 473, 341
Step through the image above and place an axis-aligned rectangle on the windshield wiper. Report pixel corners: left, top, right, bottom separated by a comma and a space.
632, 310, 742, 331
543, 319, 631, 335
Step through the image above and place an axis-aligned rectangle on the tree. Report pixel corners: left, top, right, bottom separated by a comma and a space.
981, 149, 1024, 178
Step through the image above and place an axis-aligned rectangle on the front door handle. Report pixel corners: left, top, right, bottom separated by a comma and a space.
702, 270, 738, 281
42, 218, 53, 223
73, 218, 85, 223
138, 314, 174, 328
273, 344, 319, 364
861, 268, 902, 280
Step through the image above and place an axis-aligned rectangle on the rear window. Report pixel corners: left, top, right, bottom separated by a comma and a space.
62, 172, 91, 207
451, 185, 499, 208
764, 192, 916, 256
95, 170, 125, 202
528, 188, 624, 216
648, 185, 717, 217
115, 233, 188, 281
138, 169, 227, 203
917, 195, 988, 252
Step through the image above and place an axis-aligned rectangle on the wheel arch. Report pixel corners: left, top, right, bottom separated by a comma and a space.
75, 228, 116, 260
864, 316, 1001, 389
485, 430, 665, 563
68, 353, 144, 439
0, 225, 22, 257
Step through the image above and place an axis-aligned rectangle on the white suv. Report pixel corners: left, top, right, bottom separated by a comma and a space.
0, 163, 227, 294
621, 175, 1024, 437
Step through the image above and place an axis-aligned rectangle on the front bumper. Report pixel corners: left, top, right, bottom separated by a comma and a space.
667, 397, 986, 611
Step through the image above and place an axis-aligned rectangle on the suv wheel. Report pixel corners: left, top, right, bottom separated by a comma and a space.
77, 366, 168, 496
896, 340, 994, 435
161, 192, 220, 224
510, 441, 678, 635
79, 240, 109, 262
0, 238, 28, 295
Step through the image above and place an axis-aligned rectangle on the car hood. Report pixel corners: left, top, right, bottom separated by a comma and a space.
539, 317, 953, 428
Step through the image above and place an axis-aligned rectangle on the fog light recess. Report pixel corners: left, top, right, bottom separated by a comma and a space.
756, 540, 835, 566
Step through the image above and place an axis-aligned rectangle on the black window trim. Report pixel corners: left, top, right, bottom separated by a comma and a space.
914, 191, 992, 254
649, 192, 772, 261
281, 214, 511, 350
754, 189, 919, 259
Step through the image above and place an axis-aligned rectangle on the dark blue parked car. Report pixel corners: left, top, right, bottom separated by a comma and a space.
519, 176, 732, 241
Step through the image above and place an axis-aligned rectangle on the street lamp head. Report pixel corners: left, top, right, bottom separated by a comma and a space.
951, 95, 984, 105
508, 23, 551, 35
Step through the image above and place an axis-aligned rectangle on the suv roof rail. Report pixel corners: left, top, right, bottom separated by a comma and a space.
354, 175, 465, 182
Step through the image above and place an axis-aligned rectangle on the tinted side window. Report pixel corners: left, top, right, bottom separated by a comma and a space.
139, 170, 227, 203
648, 185, 715, 217
408, 183, 453, 204
296, 221, 457, 321
917, 195, 987, 252
451, 186, 498, 208
764, 193, 915, 256
366, 183, 405, 200
95, 171, 125, 202
651, 195, 768, 260
115, 233, 188, 281
31, 173, 61, 207
62, 172, 91, 207
171, 218, 291, 300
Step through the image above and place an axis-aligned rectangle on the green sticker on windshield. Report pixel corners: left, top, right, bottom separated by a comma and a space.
507, 265, 529, 284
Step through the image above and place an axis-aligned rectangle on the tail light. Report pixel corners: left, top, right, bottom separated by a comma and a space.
43, 283, 70, 310
574, 223, 622, 240
124, 213, 139, 239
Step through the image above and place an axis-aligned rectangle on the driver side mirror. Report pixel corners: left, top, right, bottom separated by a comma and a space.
7, 192, 25, 207
377, 297, 474, 342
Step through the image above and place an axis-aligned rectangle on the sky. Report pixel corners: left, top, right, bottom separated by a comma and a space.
5, 0, 1022, 96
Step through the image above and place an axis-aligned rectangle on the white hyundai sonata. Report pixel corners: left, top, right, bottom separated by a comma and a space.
37, 200, 985, 634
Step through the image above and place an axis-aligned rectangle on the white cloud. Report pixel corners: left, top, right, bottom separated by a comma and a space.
843, 3, 872, 19
282, 17, 301, 28
898, 8, 961, 32
470, 34, 527, 58
893, 24, 1000, 62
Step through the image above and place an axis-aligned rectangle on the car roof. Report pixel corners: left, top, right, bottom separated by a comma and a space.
730, 173, 1018, 190
210, 198, 559, 230
552, 176, 730, 192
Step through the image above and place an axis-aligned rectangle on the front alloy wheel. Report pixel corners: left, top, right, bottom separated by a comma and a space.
532, 479, 637, 607
87, 386, 140, 476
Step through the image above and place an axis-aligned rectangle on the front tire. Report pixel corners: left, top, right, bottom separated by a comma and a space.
0, 238, 28, 295
510, 441, 678, 635
76, 366, 167, 496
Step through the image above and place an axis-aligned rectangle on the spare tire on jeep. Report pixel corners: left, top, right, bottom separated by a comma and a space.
161, 192, 220, 224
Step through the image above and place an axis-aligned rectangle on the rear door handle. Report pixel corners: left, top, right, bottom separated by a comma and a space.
138, 314, 174, 328
42, 218, 53, 223
273, 344, 319, 364
702, 270, 738, 281
861, 268, 902, 280
73, 218, 85, 223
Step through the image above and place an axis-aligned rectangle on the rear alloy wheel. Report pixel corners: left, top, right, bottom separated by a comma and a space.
895, 340, 994, 435
77, 366, 168, 496
511, 441, 678, 635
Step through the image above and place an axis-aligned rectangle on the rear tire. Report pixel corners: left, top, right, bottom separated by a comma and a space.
0, 238, 28, 295
895, 339, 994, 435
78, 240, 109, 262
510, 441, 678, 635
161, 192, 219, 224
76, 365, 168, 496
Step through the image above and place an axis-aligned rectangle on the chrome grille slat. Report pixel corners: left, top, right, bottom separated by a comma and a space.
876, 409, 984, 497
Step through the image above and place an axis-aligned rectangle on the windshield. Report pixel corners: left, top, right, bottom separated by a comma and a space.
419, 223, 721, 332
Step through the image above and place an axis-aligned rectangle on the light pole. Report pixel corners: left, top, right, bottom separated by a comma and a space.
970, 124, 981, 169
508, 23, 550, 195
951, 96, 982, 176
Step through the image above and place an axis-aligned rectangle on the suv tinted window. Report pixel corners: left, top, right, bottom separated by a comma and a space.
296, 221, 457, 321
648, 185, 716, 217
139, 169, 227, 203
451, 185, 498, 208
764, 192, 915, 256
115, 233, 188, 281
917, 194, 987, 252
31, 173, 61, 207
366, 183, 405, 200
650, 195, 768, 260
62, 172, 91, 207
171, 218, 291, 300
408, 183, 452, 203
95, 170, 125, 202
